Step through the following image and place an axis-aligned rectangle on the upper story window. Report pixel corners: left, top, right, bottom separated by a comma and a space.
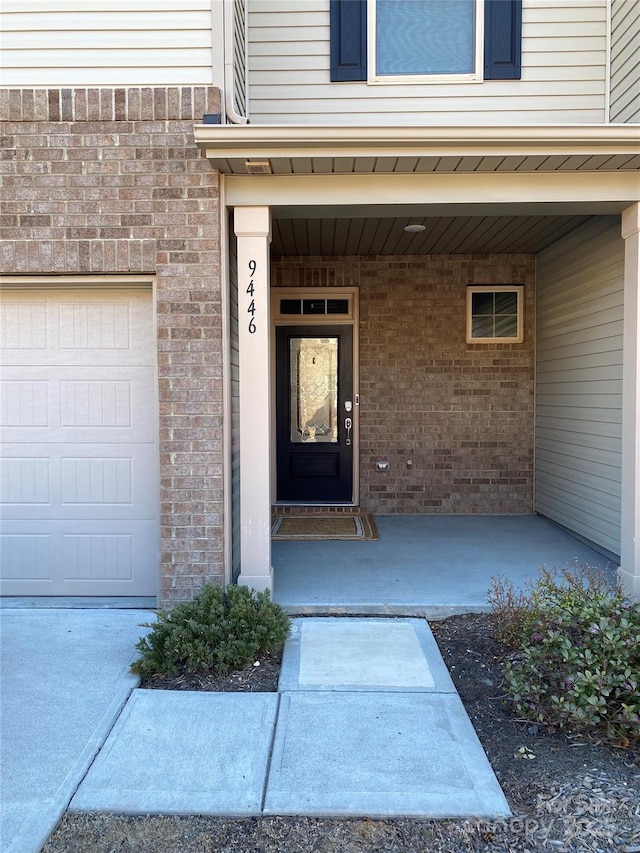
372, 0, 481, 83
330, 0, 522, 84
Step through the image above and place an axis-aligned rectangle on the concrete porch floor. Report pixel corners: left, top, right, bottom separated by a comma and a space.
272, 514, 618, 617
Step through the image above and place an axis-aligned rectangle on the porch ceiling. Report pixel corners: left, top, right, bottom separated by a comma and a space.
198, 125, 640, 256
270, 212, 596, 256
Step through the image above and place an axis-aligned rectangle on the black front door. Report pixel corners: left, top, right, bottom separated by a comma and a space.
276, 325, 354, 503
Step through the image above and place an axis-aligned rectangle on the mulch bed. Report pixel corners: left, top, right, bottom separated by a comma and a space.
140, 649, 282, 693
44, 613, 640, 853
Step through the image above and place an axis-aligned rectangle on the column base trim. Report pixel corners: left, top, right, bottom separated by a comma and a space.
237, 571, 274, 595
617, 566, 640, 600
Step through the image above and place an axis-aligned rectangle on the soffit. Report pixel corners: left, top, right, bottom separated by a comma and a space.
195, 124, 640, 176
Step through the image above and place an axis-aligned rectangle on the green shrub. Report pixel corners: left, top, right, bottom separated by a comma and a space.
489, 566, 640, 746
131, 584, 290, 678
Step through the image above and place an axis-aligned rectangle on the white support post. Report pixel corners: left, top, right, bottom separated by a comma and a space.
620, 202, 640, 600
234, 206, 273, 593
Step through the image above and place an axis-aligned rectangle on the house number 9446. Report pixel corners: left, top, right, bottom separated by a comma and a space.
247, 259, 257, 334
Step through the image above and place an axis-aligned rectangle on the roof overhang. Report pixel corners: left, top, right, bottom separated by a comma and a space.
194, 124, 640, 176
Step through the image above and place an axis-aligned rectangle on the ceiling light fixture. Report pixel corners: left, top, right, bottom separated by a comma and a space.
404, 223, 426, 233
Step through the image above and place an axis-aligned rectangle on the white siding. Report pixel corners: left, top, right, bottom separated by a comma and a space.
535, 217, 624, 557
233, 0, 248, 118
247, 0, 607, 125
0, 0, 216, 86
609, 0, 640, 123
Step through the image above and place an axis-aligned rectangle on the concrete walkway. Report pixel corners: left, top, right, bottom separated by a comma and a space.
0, 609, 150, 853
71, 617, 510, 822
264, 618, 510, 818
2, 610, 511, 853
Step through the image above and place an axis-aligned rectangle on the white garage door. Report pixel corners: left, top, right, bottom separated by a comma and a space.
0, 287, 158, 598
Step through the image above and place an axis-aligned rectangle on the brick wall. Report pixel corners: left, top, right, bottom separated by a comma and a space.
273, 255, 535, 514
1, 87, 224, 606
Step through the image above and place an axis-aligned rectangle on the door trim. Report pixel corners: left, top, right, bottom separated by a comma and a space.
271, 287, 359, 506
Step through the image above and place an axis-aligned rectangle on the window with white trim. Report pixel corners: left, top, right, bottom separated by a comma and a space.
330, 0, 522, 84
371, 0, 482, 83
466, 285, 524, 344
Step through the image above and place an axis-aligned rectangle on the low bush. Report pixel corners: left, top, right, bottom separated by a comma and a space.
488, 567, 640, 746
131, 583, 290, 678
487, 573, 537, 651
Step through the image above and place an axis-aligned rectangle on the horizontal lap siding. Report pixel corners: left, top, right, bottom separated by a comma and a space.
1, 0, 216, 86
535, 217, 624, 557
247, 0, 606, 125
609, 0, 640, 123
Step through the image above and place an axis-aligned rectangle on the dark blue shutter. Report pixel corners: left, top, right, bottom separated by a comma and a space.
330, 0, 367, 82
484, 0, 522, 80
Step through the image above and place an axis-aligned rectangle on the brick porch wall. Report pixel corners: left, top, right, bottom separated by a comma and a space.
1, 87, 223, 606
272, 255, 535, 514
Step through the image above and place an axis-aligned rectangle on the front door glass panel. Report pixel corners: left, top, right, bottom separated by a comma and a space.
289, 337, 338, 443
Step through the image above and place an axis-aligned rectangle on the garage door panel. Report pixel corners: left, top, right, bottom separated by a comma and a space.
60, 377, 133, 431
1, 291, 154, 367
0, 524, 157, 596
0, 457, 51, 505
0, 379, 50, 428
1, 368, 155, 442
0, 287, 158, 599
0, 301, 48, 351
1, 444, 157, 520
61, 456, 134, 507
0, 534, 52, 580
58, 300, 132, 353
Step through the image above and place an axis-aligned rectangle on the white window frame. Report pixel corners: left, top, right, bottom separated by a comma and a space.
368, 0, 484, 85
466, 285, 524, 344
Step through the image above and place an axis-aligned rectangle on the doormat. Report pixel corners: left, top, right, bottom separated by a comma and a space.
271, 514, 378, 541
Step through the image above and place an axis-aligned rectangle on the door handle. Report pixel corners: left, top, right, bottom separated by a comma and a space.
345, 416, 352, 446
